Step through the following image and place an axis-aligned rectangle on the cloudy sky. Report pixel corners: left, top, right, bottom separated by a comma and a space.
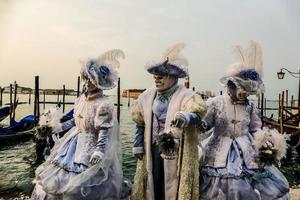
0, 0, 299, 99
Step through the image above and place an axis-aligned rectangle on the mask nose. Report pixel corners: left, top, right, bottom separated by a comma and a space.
154, 75, 163, 80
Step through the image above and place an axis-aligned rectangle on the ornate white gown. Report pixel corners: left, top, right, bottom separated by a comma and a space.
199, 94, 290, 200
31, 93, 122, 200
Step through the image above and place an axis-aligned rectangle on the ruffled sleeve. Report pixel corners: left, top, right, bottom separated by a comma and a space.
94, 99, 114, 129
131, 100, 145, 155
131, 100, 145, 126
202, 97, 217, 130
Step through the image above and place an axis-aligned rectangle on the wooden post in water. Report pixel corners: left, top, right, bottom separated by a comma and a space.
285, 90, 288, 107
12, 82, 18, 121
280, 91, 284, 133
278, 93, 281, 123
264, 97, 267, 117
220, 91, 223, 95
117, 78, 120, 123
192, 87, 195, 92
43, 90, 46, 110
77, 76, 80, 97
0, 87, 2, 107
9, 84, 13, 121
62, 85, 66, 113
291, 95, 294, 107
57, 90, 60, 103
34, 76, 40, 125
127, 90, 130, 107
260, 93, 264, 125
29, 90, 32, 104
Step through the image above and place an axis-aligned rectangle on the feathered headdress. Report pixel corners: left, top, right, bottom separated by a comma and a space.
145, 43, 188, 78
81, 49, 125, 90
220, 41, 265, 95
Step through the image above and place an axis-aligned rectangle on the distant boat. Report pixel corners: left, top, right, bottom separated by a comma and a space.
122, 89, 145, 99
0, 106, 10, 122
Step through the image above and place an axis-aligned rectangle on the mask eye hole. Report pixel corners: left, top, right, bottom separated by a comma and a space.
154, 75, 163, 80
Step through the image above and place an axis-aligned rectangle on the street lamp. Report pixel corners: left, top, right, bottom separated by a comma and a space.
277, 69, 285, 79
277, 67, 300, 120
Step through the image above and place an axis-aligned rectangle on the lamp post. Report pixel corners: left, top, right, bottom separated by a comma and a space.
277, 67, 300, 119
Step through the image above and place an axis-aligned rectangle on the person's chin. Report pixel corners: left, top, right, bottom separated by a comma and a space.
155, 85, 163, 90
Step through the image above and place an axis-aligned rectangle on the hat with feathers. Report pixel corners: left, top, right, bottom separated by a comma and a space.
145, 43, 188, 78
81, 49, 125, 90
220, 41, 265, 95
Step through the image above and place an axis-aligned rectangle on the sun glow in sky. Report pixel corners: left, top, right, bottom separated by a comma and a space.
0, 0, 299, 99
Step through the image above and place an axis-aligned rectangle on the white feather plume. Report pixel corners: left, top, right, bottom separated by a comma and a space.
233, 45, 247, 66
245, 40, 263, 77
161, 43, 188, 66
227, 63, 245, 76
230, 41, 263, 77
96, 49, 125, 69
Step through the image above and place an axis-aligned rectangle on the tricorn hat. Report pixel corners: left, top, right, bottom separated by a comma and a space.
81, 49, 125, 90
145, 43, 188, 78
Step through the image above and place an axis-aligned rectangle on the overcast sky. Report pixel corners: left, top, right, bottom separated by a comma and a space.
0, 0, 299, 99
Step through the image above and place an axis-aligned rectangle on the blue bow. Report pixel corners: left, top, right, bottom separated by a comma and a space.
239, 69, 260, 81
99, 66, 110, 76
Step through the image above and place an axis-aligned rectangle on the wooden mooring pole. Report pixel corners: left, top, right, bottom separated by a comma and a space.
117, 78, 120, 123
77, 76, 80, 97
29, 90, 32, 104
127, 90, 130, 107
12, 82, 18, 121
260, 93, 264, 126
0, 87, 2, 107
34, 76, 40, 125
62, 85, 66, 113
57, 91, 60, 103
9, 84, 13, 121
43, 91, 46, 110
278, 93, 281, 123
280, 91, 284, 133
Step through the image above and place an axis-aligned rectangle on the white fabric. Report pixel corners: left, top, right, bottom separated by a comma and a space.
72, 94, 114, 166
202, 94, 261, 168
138, 84, 193, 200
32, 93, 123, 199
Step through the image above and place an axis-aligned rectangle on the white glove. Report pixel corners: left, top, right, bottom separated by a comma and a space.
89, 150, 104, 165
172, 112, 190, 128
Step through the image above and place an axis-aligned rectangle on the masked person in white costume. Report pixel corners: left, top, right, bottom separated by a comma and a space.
199, 41, 290, 200
31, 50, 125, 200
131, 43, 206, 200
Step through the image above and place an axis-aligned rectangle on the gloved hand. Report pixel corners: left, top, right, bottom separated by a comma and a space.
134, 153, 144, 160
171, 112, 190, 128
89, 151, 104, 165
261, 140, 275, 155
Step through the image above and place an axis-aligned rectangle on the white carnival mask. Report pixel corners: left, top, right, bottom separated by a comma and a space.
153, 75, 177, 92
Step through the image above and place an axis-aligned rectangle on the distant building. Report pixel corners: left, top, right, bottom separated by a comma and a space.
122, 89, 146, 99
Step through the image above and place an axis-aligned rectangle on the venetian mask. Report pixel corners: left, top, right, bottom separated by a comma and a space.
82, 78, 99, 95
227, 80, 249, 102
153, 75, 177, 92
